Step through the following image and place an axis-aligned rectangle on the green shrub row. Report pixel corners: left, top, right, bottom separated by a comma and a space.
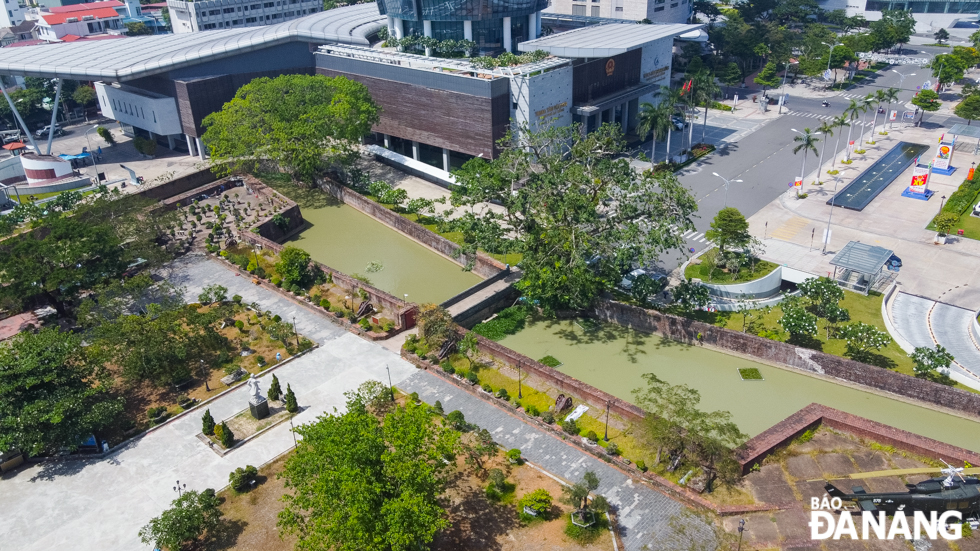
944, 173, 980, 215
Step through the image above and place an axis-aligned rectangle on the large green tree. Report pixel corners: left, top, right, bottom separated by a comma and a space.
0, 328, 123, 456
929, 53, 968, 88
278, 389, 460, 551
449, 122, 698, 313
202, 74, 380, 183
955, 94, 980, 125
139, 489, 223, 551
632, 373, 745, 490
705, 207, 750, 252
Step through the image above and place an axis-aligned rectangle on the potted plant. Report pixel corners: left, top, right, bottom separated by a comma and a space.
177, 394, 194, 409
935, 212, 958, 244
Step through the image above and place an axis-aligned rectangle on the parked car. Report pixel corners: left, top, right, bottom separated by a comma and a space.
34, 124, 64, 138
1, 130, 21, 144
618, 268, 667, 293
670, 115, 686, 130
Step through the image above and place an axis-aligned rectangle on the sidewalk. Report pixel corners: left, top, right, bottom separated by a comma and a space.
399, 370, 714, 551
0, 256, 418, 551
745, 120, 980, 309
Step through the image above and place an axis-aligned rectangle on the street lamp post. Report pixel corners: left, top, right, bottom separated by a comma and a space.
517, 360, 522, 399
84, 124, 101, 184
712, 172, 743, 208
823, 42, 844, 83
385, 363, 395, 402
890, 70, 915, 130
289, 416, 297, 448
776, 60, 798, 115
737, 519, 746, 551
939, 194, 947, 215
822, 176, 842, 255
292, 316, 299, 348
603, 400, 610, 442
174, 481, 186, 497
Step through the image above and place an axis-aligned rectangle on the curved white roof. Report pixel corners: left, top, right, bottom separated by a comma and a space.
0, 3, 385, 81
517, 22, 702, 58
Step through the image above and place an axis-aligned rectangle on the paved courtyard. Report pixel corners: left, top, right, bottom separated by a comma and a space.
399, 371, 713, 551
0, 256, 417, 551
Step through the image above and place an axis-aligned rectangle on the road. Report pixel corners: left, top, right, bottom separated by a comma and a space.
646, 46, 971, 274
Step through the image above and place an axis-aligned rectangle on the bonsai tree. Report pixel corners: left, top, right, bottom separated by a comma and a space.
284, 384, 298, 413
267, 374, 282, 402
219, 421, 234, 448
432, 400, 444, 414
935, 211, 958, 237
506, 448, 523, 464
201, 409, 215, 436
518, 488, 553, 519
561, 471, 600, 512
934, 28, 950, 44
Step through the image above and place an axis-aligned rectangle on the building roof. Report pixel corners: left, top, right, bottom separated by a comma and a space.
41, 7, 122, 25
829, 241, 894, 275
948, 123, 980, 139
518, 22, 702, 58
0, 3, 384, 80
47, 1, 124, 13
10, 20, 37, 34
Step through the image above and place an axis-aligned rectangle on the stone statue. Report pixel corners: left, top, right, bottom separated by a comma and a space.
246, 374, 261, 401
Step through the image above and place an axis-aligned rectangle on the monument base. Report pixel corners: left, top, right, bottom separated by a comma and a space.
249, 397, 270, 420
933, 166, 957, 176
901, 187, 934, 201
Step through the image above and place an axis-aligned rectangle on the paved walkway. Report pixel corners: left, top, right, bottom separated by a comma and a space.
1, 256, 418, 551
890, 291, 980, 384
399, 370, 713, 551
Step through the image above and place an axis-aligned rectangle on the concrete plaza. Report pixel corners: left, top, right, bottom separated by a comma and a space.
0, 256, 418, 551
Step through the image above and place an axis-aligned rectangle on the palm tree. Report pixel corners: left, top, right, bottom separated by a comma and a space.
793, 128, 820, 197
843, 100, 864, 162
866, 89, 886, 144
815, 120, 835, 184
659, 85, 683, 163
882, 87, 900, 132
830, 115, 849, 172
692, 69, 721, 145
636, 99, 672, 167
856, 93, 875, 148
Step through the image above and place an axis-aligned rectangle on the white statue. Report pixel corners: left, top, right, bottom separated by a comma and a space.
246, 374, 262, 401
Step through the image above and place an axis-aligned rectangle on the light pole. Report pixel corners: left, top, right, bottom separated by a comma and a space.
292, 316, 299, 348
938, 194, 947, 215
791, 128, 821, 192
712, 172, 743, 208
289, 416, 297, 448
603, 400, 610, 442
517, 360, 522, 399
737, 519, 746, 551
823, 41, 843, 83
776, 60, 798, 115
822, 176, 841, 255
385, 363, 395, 401
84, 124, 101, 184
890, 70, 915, 131
173, 481, 186, 497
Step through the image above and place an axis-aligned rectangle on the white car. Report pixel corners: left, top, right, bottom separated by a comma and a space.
619, 269, 666, 292
34, 124, 64, 138
973, 200, 980, 217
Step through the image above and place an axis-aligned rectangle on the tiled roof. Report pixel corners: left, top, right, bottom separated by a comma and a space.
41, 7, 122, 25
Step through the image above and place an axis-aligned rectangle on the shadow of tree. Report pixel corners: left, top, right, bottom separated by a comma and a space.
206, 518, 248, 550
432, 473, 512, 551
787, 334, 824, 351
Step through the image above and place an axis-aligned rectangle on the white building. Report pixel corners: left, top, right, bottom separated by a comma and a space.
166, 0, 322, 33
546, 0, 692, 24
0, 0, 26, 29
822, 0, 980, 32
32, 1, 125, 41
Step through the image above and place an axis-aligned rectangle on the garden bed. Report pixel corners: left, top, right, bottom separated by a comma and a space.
683, 248, 778, 284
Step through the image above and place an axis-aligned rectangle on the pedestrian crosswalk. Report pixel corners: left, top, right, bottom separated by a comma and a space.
783, 110, 875, 126
670, 224, 715, 245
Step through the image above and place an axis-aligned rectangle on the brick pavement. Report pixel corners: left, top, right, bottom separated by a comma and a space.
399, 370, 715, 551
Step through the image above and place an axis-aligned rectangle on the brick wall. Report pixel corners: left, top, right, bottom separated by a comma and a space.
590, 299, 980, 419
136, 168, 217, 202
316, 178, 506, 279
736, 403, 980, 474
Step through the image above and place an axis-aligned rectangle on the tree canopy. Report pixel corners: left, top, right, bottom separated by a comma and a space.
139, 489, 223, 550
202, 74, 380, 183
705, 207, 750, 252
449, 122, 698, 313
0, 328, 123, 456
912, 89, 942, 112
278, 386, 461, 551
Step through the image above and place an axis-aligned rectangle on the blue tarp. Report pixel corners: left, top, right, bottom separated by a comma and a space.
58, 152, 91, 160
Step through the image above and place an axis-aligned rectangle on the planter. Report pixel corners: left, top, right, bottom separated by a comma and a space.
178, 399, 195, 409
935, 233, 948, 244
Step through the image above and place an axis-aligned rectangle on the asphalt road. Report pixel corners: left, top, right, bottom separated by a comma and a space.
651, 47, 971, 273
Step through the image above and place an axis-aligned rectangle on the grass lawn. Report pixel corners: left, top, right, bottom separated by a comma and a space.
13, 188, 95, 203
684, 248, 779, 284
928, 210, 980, 241
717, 290, 979, 394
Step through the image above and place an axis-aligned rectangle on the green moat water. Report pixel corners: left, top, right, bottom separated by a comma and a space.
288, 203, 481, 304
498, 319, 980, 452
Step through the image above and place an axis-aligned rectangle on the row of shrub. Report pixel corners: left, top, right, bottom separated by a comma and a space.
942, 172, 980, 215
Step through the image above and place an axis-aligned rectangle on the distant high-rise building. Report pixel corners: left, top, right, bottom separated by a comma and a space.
546, 0, 691, 24
166, 0, 322, 33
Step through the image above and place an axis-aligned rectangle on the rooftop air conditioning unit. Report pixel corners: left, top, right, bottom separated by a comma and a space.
82, 14, 94, 20
65, 16, 78, 22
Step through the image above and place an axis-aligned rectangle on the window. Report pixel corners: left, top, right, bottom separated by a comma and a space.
271, 12, 280, 18
245, 16, 257, 22
208, 9, 220, 15
654, 5, 664, 10
251, 4, 261, 9
263, 2, 274, 7
670, 2, 678, 7
615, 6, 622, 9
591, 5, 600, 14
223, 7, 234, 13
572, 3, 586, 14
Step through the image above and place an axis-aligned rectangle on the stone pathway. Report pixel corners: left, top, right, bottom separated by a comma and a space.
0, 255, 418, 551
398, 370, 714, 551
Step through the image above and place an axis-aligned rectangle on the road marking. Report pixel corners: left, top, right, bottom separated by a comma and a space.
691, 232, 704, 241
769, 216, 810, 241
